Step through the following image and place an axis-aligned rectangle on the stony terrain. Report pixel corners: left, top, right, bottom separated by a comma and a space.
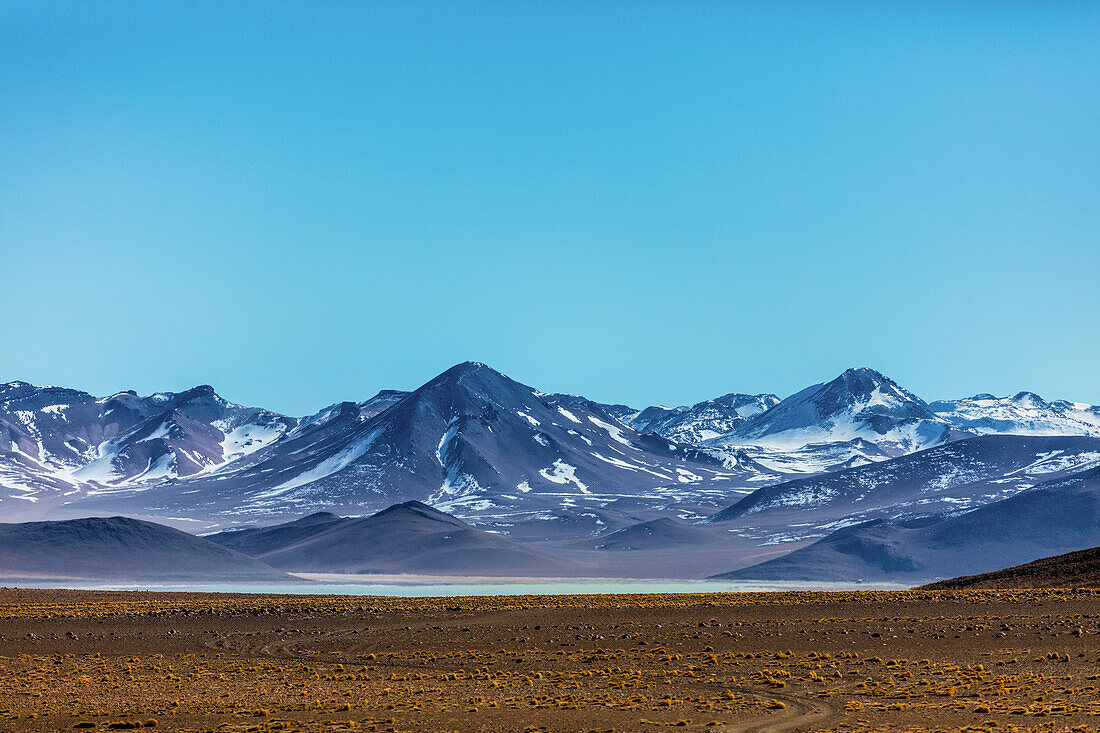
1, 588, 1099, 732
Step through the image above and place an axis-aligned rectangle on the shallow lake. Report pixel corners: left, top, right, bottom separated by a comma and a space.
10, 574, 914, 596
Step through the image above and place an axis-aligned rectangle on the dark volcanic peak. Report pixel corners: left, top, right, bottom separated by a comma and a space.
777, 367, 931, 421
429, 361, 499, 385
172, 384, 221, 401
142, 360, 743, 525
371, 499, 459, 522
295, 510, 343, 525
0, 516, 289, 581
254, 500, 577, 576
205, 511, 349, 557
593, 517, 714, 551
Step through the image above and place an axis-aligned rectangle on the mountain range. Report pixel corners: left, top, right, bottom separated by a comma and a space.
208, 500, 576, 576
716, 465, 1100, 582
2, 363, 1099, 582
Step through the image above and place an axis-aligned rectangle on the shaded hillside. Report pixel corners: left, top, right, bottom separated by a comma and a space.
919, 546, 1100, 589
0, 517, 291, 582
256, 501, 579, 576
708, 435, 1100, 545
713, 465, 1100, 582
205, 512, 347, 556
592, 518, 721, 551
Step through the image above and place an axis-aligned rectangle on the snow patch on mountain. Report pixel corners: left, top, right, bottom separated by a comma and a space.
539, 460, 589, 492
258, 426, 387, 498
626, 393, 780, 444
587, 416, 633, 447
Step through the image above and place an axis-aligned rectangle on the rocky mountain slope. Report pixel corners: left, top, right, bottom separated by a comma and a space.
709, 434, 1100, 544
919, 545, 1100, 589
625, 393, 780, 444
57, 363, 760, 530
203, 511, 346, 557
0, 380, 296, 498
715, 465, 1100, 582
721, 367, 961, 455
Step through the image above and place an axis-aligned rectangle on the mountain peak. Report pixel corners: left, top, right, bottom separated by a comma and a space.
834, 366, 894, 389
731, 366, 939, 450
172, 384, 221, 402
814, 367, 924, 412
711, 392, 781, 409
844, 366, 884, 375
291, 511, 343, 526
372, 389, 410, 399
420, 361, 523, 396
438, 361, 495, 379
1, 380, 33, 390
0, 380, 36, 400
369, 500, 464, 524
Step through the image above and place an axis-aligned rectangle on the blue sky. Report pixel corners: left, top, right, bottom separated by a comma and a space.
2, 1, 1098, 415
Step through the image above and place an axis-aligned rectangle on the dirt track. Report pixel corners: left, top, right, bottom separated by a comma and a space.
1, 588, 1098, 732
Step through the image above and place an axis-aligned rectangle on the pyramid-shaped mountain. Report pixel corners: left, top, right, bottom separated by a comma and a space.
729, 367, 957, 454
62, 363, 748, 525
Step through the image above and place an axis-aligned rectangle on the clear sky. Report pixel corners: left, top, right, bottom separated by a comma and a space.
2, 1, 1098, 415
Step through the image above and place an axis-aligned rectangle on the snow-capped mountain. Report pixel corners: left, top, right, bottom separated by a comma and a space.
715, 463, 1100, 582
721, 367, 961, 456
0, 381, 296, 499
929, 392, 1100, 437
730, 438, 894, 476
264, 361, 759, 521
8, 364, 765, 528
709, 434, 1100, 544
4, 364, 1100, 547
625, 393, 780, 444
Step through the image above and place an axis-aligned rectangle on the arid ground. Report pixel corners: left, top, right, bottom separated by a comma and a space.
1, 588, 1098, 732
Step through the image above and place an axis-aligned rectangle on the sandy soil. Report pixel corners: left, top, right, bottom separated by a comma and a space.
1, 588, 1098, 732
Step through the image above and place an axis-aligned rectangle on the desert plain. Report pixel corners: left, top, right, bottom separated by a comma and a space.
1, 587, 1098, 732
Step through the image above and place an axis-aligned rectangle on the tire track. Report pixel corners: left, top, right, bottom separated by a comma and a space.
727, 687, 837, 733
